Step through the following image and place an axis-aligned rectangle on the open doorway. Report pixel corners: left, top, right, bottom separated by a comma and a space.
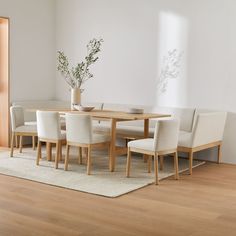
0, 17, 9, 147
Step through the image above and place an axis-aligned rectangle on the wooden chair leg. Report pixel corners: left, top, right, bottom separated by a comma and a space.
174, 152, 179, 180
148, 155, 152, 173
78, 147, 82, 164
10, 133, 14, 157
36, 140, 42, 165
84, 148, 88, 165
126, 147, 131, 177
112, 151, 117, 172
87, 146, 92, 175
217, 144, 222, 164
58, 141, 63, 162
160, 155, 164, 171
55, 142, 60, 169
15, 135, 18, 148
108, 143, 112, 170
46, 142, 52, 161
154, 153, 159, 185
19, 136, 23, 153
64, 145, 70, 171
143, 154, 148, 163
125, 139, 128, 147
82, 147, 86, 157
32, 136, 36, 150
189, 150, 193, 175
108, 143, 112, 171
60, 141, 63, 161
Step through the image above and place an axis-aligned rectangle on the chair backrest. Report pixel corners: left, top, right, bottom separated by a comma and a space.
153, 119, 180, 152
66, 113, 93, 144
192, 112, 227, 147
10, 106, 25, 131
36, 111, 61, 140
147, 106, 195, 131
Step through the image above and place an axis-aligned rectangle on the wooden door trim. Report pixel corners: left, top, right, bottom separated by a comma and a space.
0, 17, 10, 147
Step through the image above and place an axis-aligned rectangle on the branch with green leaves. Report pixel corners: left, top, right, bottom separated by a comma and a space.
57, 38, 104, 89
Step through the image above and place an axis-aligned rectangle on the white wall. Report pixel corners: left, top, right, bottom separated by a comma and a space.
0, 0, 56, 101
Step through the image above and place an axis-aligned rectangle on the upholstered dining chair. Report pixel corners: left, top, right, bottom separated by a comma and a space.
10, 106, 37, 157
126, 119, 180, 185
36, 111, 66, 169
64, 113, 111, 175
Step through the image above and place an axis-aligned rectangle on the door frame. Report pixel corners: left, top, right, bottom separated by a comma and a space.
0, 16, 10, 147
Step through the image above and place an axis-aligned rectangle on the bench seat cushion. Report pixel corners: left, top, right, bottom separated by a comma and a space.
93, 122, 155, 138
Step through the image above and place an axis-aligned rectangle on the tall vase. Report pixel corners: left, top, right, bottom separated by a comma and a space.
71, 88, 81, 110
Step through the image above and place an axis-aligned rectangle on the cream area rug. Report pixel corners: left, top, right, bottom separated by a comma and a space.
0, 147, 205, 197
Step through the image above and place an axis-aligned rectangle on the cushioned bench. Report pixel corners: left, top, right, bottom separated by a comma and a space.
178, 111, 227, 174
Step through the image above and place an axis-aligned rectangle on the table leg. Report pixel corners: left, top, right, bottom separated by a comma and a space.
15, 135, 18, 148
46, 142, 52, 161
110, 119, 117, 172
32, 136, 36, 150
143, 119, 149, 162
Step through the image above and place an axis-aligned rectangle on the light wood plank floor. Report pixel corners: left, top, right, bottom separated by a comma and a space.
0, 158, 236, 236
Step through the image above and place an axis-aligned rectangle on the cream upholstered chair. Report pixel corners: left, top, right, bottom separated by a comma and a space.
178, 112, 227, 175
10, 106, 37, 157
36, 111, 66, 169
64, 113, 111, 175
126, 119, 180, 185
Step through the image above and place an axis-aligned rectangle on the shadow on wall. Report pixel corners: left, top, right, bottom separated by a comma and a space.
156, 11, 189, 108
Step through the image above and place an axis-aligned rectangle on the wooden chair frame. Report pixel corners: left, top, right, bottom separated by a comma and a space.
36, 138, 66, 169
64, 141, 111, 175
126, 147, 179, 185
178, 141, 222, 175
10, 131, 37, 157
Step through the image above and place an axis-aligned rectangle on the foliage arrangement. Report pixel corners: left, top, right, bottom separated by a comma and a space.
57, 38, 103, 89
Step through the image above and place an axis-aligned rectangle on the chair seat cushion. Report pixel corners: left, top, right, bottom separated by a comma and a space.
15, 125, 37, 134
128, 138, 155, 151
178, 131, 192, 148
24, 121, 37, 126
92, 134, 110, 144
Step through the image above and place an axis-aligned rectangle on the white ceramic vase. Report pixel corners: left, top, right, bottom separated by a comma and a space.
71, 88, 81, 110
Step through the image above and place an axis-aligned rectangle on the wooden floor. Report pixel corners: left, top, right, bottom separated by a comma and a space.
0, 157, 236, 236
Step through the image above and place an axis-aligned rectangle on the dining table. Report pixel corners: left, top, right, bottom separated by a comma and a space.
29, 108, 171, 171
